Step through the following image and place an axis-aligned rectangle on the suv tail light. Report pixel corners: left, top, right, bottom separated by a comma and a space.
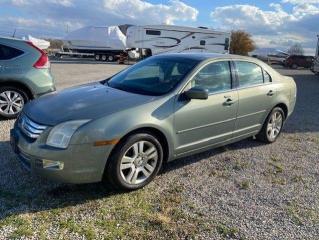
26, 41, 50, 69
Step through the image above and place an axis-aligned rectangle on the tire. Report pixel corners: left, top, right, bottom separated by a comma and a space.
0, 87, 29, 119
95, 54, 100, 61
101, 55, 107, 61
256, 107, 285, 143
105, 132, 163, 190
107, 55, 114, 62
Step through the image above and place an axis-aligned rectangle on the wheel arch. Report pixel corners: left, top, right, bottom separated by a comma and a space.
110, 126, 170, 164
274, 103, 288, 119
0, 81, 34, 100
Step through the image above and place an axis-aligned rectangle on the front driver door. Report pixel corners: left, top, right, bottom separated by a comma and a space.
174, 61, 238, 156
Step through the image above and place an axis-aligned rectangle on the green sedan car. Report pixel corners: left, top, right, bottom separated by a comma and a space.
10, 53, 297, 190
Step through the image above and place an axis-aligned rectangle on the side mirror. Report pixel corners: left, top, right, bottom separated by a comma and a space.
184, 87, 209, 100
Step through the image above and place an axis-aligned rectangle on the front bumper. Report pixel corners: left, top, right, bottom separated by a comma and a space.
10, 126, 113, 184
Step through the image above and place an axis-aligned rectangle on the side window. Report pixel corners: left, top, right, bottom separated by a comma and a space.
200, 40, 206, 46
146, 30, 161, 36
235, 61, 263, 87
0, 44, 24, 60
190, 61, 232, 94
263, 70, 272, 83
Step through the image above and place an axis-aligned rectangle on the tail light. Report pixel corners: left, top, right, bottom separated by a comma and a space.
26, 41, 50, 69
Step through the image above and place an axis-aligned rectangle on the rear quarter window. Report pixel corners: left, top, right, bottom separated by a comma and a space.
263, 70, 272, 83
0, 44, 24, 60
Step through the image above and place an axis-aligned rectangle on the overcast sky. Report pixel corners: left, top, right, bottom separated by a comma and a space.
0, 0, 318, 54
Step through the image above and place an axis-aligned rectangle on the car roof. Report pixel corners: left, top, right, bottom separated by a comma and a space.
153, 52, 257, 62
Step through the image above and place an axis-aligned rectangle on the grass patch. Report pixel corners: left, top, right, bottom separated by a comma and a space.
286, 201, 319, 226
232, 159, 250, 171
1, 216, 34, 239
0, 182, 207, 239
237, 180, 250, 190
216, 223, 239, 239
268, 161, 284, 174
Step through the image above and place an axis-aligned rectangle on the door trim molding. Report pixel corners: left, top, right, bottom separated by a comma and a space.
176, 117, 236, 134
176, 124, 261, 151
237, 110, 267, 119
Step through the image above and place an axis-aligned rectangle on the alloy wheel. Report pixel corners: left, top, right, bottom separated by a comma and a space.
0, 90, 24, 116
120, 140, 158, 185
267, 111, 283, 141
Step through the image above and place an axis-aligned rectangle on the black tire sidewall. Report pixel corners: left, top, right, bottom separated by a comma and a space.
0, 87, 28, 119
106, 133, 163, 190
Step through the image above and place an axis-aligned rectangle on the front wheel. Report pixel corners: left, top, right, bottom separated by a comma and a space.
256, 107, 285, 143
105, 132, 163, 190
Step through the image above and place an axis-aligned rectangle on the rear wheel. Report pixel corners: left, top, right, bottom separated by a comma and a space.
101, 55, 107, 61
0, 87, 28, 119
107, 55, 114, 62
256, 107, 285, 143
105, 132, 163, 190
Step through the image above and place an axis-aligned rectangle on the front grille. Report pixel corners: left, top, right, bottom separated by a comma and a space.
18, 114, 47, 139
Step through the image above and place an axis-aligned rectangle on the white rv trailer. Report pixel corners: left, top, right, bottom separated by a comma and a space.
311, 35, 319, 74
126, 25, 230, 57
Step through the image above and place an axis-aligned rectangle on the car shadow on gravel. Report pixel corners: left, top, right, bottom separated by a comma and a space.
161, 138, 263, 174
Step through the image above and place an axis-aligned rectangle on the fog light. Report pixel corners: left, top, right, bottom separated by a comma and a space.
42, 159, 64, 170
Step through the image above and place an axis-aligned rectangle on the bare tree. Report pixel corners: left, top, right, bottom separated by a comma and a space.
230, 30, 256, 56
288, 43, 304, 56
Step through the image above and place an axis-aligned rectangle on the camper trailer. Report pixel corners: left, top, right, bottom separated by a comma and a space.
311, 35, 319, 74
126, 25, 230, 57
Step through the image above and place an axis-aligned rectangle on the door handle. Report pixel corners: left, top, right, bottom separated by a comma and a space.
224, 96, 235, 106
267, 90, 274, 96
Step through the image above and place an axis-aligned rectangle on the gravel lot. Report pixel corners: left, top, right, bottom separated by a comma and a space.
0, 61, 319, 239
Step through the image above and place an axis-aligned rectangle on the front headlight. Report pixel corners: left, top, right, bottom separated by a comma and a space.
46, 120, 90, 149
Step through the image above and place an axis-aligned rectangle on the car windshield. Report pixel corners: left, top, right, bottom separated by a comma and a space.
107, 57, 198, 96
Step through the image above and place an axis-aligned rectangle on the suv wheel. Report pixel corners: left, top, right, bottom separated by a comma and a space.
0, 87, 28, 119
105, 132, 163, 190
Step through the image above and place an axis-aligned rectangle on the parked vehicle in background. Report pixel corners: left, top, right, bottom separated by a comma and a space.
11, 53, 296, 190
59, 24, 230, 62
0, 36, 55, 119
60, 25, 131, 62
311, 35, 319, 74
267, 51, 289, 65
285, 55, 314, 69
126, 25, 230, 57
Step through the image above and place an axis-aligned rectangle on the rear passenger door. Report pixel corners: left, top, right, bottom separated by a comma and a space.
233, 61, 275, 137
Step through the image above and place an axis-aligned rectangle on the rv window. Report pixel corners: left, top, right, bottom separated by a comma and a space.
146, 30, 161, 36
200, 40, 206, 46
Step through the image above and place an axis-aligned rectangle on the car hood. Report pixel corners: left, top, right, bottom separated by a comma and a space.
24, 83, 156, 126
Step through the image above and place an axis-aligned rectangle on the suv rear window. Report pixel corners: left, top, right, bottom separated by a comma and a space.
0, 44, 24, 60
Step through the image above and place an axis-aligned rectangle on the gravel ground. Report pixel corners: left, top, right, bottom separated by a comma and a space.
0, 61, 319, 239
